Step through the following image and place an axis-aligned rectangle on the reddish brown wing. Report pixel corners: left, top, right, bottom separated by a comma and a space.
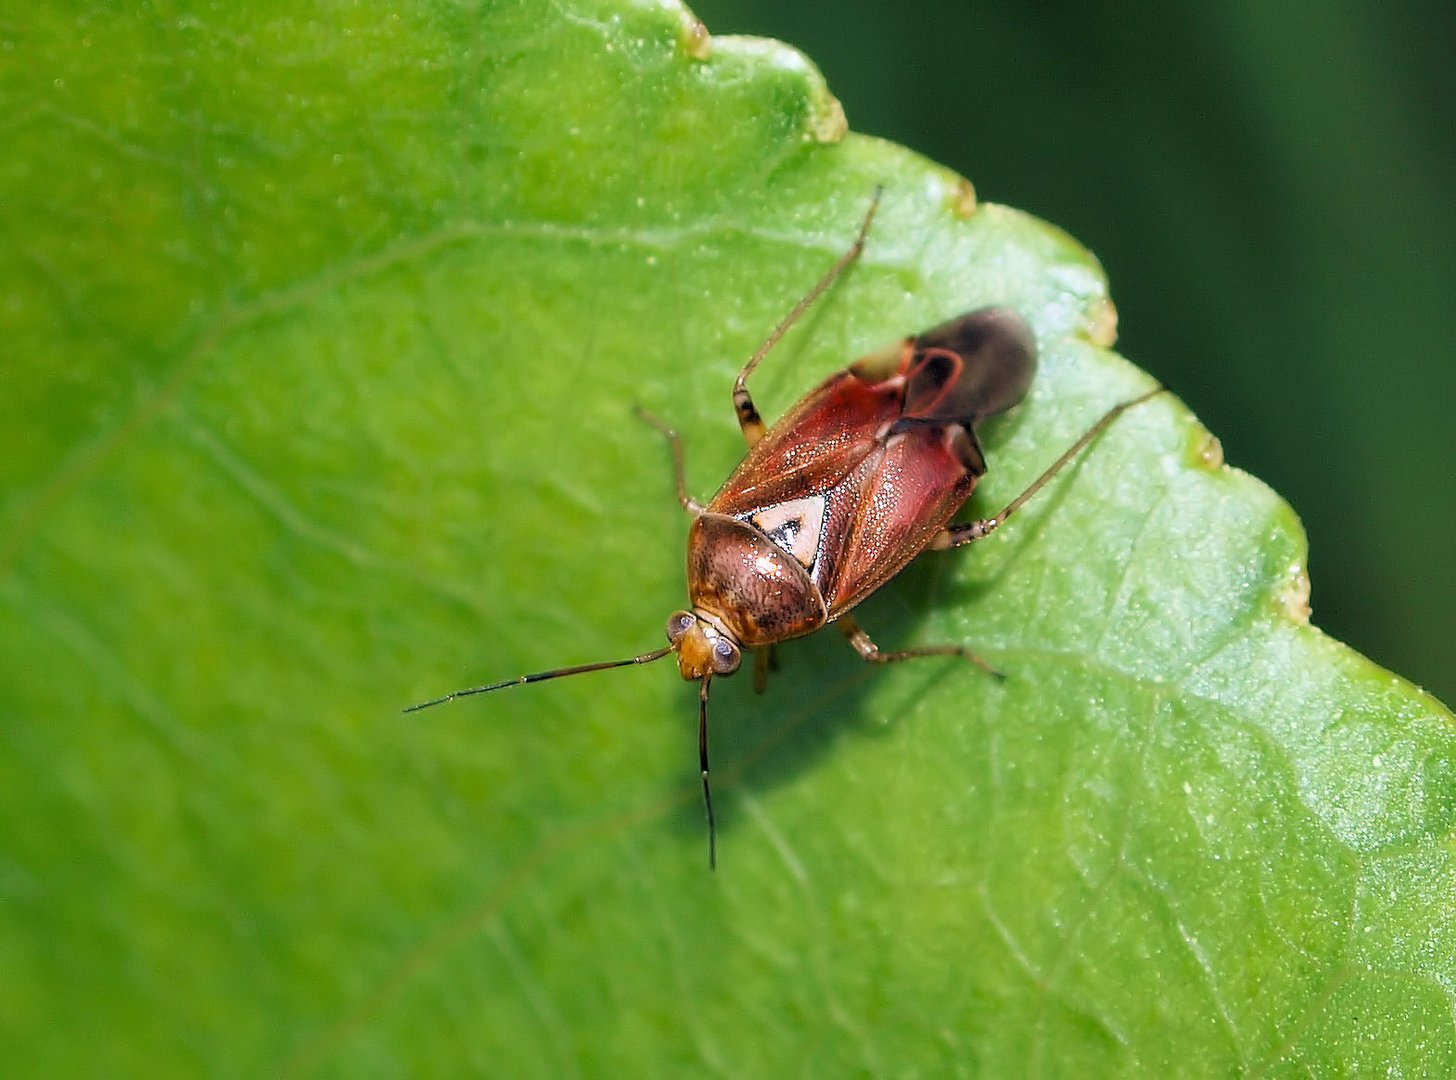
708, 308, 1035, 622
823, 425, 982, 614
826, 308, 1037, 612
709, 365, 901, 519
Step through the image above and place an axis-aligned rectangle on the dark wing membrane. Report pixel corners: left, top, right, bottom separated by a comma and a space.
908, 308, 1035, 425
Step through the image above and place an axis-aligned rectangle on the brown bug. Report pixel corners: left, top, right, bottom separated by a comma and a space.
407, 192, 1162, 867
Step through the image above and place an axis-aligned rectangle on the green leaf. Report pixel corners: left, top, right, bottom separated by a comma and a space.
4, 1, 1453, 1075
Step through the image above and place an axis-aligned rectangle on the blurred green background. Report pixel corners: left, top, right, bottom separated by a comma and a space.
692, 0, 1456, 706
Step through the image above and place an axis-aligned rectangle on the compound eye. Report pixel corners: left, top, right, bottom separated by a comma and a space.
711, 637, 741, 675
666, 611, 696, 644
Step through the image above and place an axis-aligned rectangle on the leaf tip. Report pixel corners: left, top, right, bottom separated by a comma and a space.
676, 9, 711, 60
1086, 296, 1119, 349
949, 175, 978, 218
1278, 562, 1313, 623
806, 91, 847, 144
1192, 428, 1224, 471
711, 34, 847, 144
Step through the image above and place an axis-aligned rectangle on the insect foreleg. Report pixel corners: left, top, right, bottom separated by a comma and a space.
634, 406, 706, 514
751, 644, 780, 694
838, 614, 1002, 678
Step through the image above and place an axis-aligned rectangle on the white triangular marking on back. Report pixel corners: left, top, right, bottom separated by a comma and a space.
748, 496, 826, 570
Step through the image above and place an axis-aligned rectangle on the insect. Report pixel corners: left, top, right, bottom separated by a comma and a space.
407, 192, 1162, 868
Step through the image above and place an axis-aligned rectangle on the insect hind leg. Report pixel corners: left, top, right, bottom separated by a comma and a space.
732, 189, 883, 448
838, 614, 1003, 679
932, 387, 1166, 551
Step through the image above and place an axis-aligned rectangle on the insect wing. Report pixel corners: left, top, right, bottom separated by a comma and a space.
908, 308, 1036, 425
709, 367, 899, 519
708, 351, 976, 617
707, 308, 1036, 621
821, 423, 977, 612
827, 308, 1036, 611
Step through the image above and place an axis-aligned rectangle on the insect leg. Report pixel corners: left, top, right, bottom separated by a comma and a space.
634, 406, 706, 514
838, 614, 1003, 678
752, 644, 780, 694
932, 387, 1166, 550
732, 189, 883, 447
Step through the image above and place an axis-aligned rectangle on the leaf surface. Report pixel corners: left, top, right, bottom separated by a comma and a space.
2, 1, 1452, 1075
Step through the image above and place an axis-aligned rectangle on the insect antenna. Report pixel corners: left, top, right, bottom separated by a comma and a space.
699, 676, 717, 871
403, 646, 674, 713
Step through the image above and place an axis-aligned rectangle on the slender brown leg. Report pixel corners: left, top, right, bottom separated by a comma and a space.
838, 614, 1003, 678
732, 190, 883, 447
752, 644, 780, 694
932, 387, 1166, 551
634, 406, 705, 514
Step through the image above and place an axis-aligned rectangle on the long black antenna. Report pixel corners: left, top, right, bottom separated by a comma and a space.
403, 646, 674, 713
699, 676, 717, 871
